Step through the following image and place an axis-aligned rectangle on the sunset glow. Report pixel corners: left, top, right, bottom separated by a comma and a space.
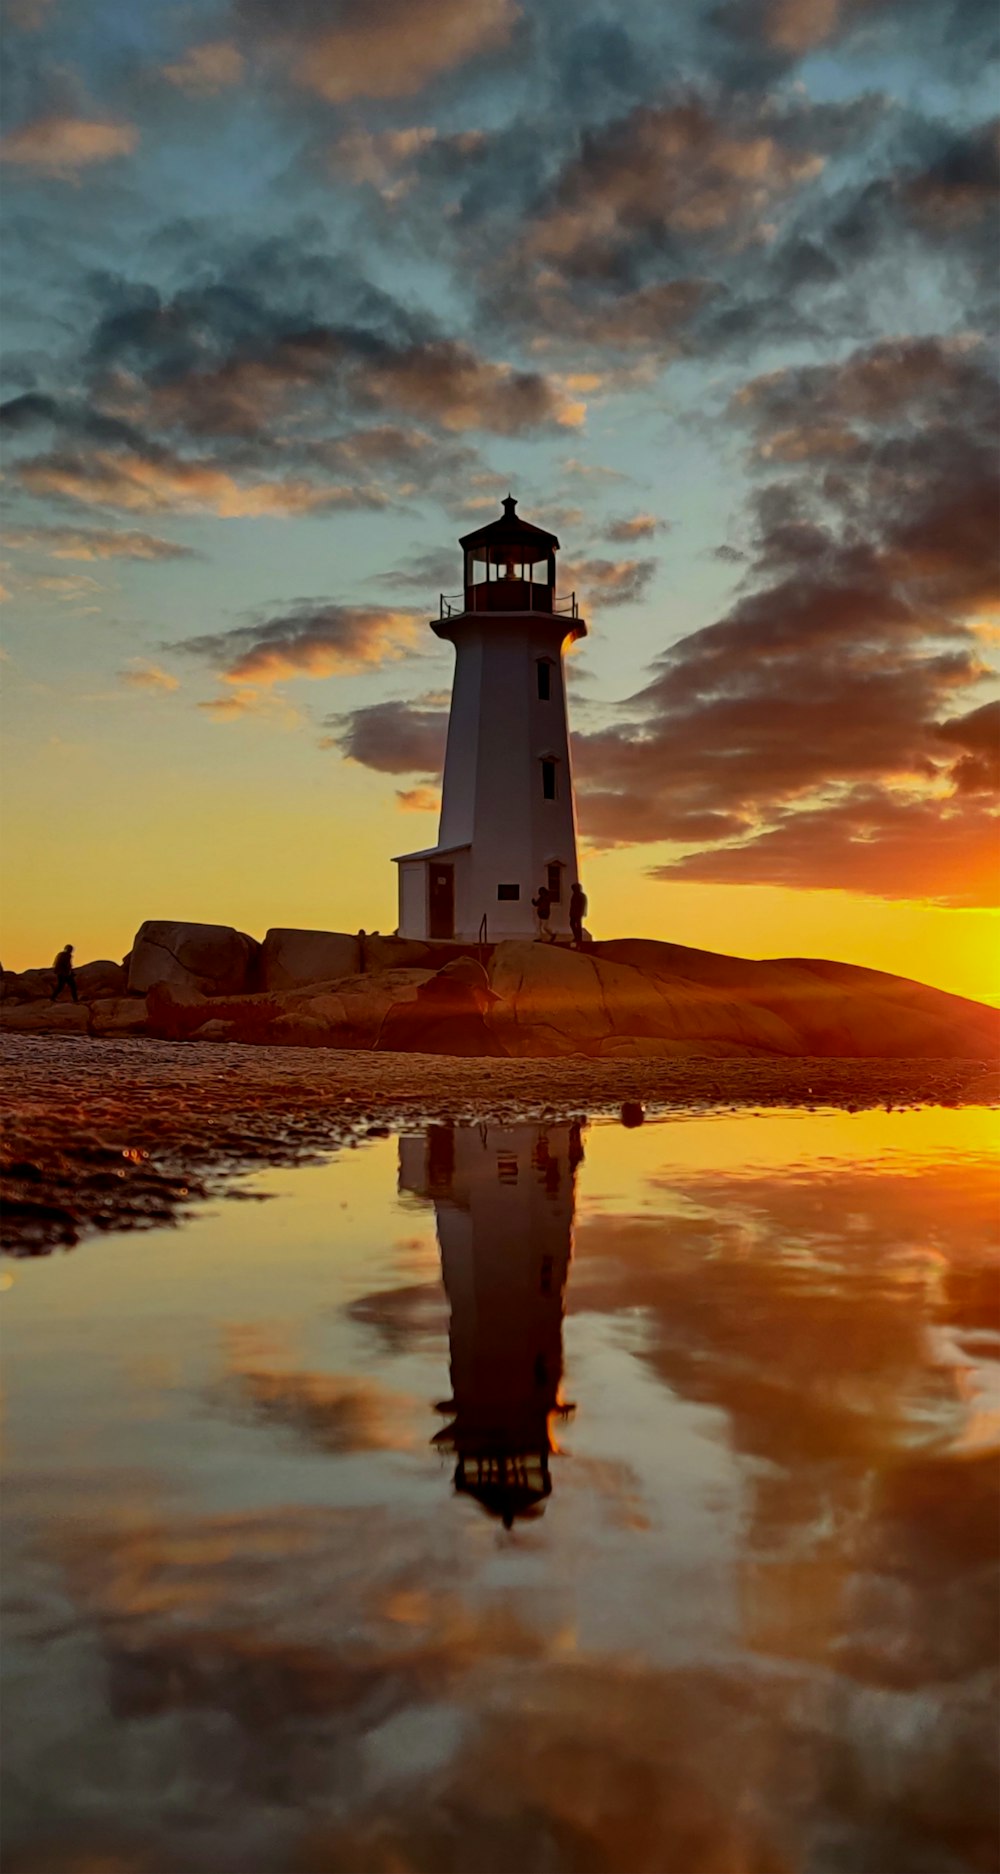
1, 1, 996, 987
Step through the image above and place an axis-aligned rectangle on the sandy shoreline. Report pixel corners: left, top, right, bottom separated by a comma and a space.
1, 1032, 996, 1254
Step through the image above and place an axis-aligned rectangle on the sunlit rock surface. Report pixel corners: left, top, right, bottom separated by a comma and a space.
485, 940, 997, 1061
145, 968, 433, 1047
1, 933, 995, 1058
127, 920, 258, 996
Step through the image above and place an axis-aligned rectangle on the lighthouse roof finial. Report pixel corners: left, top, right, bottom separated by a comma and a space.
459, 495, 559, 552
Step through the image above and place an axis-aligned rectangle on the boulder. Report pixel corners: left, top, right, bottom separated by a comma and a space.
127, 921, 258, 997
362, 933, 434, 974
260, 928, 360, 993
375, 958, 506, 1056
76, 959, 128, 1000
89, 996, 149, 1037
1, 968, 53, 1003
146, 969, 432, 1048
2, 958, 129, 1004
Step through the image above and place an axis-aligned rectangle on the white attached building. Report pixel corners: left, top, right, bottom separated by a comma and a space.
394, 497, 586, 941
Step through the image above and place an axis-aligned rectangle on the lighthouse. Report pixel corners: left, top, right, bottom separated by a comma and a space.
394, 497, 587, 942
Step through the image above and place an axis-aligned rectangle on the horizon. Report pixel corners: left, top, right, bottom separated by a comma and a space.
1, 0, 997, 999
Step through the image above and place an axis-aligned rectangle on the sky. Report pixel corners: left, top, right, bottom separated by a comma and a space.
1, 0, 997, 997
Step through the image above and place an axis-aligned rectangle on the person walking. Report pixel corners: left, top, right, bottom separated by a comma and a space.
51, 943, 79, 1002
531, 883, 554, 942
569, 881, 588, 949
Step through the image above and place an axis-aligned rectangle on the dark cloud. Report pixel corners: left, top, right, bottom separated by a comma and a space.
331, 699, 449, 774
934, 701, 1000, 798
3, 240, 583, 518
572, 337, 999, 903
650, 791, 1000, 907
174, 602, 421, 685
562, 555, 658, 609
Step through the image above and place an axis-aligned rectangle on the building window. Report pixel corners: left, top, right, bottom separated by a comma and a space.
541, 759, 557, 800
536, 659, 552, 700
497, 882, 520, 900
547, 862, 562, 902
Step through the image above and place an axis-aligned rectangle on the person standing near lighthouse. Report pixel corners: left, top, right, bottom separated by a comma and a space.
394, 498, 587, 944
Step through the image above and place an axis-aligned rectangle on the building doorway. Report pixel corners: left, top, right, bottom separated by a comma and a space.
429, 863, 455, 939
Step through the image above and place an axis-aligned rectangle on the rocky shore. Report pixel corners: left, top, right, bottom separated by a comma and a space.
3, 918, 997, 1061
1, 1033, 996, 1256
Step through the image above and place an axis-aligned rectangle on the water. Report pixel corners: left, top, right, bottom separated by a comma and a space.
2, 1107, 998, 1874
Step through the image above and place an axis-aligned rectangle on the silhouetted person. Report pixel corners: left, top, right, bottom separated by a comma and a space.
531, 884, 553, 942
51, 944, 78, 1003
569, 881, 588, 948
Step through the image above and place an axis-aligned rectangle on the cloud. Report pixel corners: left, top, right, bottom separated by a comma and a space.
0, 115, 138, 178
178, 604, 421, 685
119, 661, 181, 693
372, 547, 459, 593
650, 791, 1000, 908
570, 336, 999, 903
5, 524, 194, 561
396, 785, 441, 812
161, 41, 246, 93
236, 0, 519, 102
562, 556, 657, 609
524, 98, 823, 282
605, 513, 665, 543
18, 447, 381, 517
3, 246, 582, 523
934, 701, 1000, 798
332, 698, 449, 774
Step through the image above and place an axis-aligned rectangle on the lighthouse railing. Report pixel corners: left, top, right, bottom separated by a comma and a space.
439, 589, 578, 620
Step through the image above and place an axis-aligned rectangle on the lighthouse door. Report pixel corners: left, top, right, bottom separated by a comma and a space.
429, 862, 454, 939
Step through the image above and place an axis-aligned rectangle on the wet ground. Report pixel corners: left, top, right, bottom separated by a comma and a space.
2, 1099, 998, 1873
2, 1034, 996, 1252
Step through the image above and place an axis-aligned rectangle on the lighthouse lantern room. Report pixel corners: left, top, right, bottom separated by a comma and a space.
394, 497, 587, 942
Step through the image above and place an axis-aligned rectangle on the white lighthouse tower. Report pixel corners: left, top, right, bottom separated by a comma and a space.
394, 497, 586, 942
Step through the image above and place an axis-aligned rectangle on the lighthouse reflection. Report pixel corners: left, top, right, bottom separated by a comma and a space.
398, 1122, 584, 1527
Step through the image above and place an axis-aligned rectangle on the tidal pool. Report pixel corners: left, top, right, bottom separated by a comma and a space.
2, 1106, 998, 1874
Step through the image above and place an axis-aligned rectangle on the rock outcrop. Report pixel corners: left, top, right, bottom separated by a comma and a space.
146, 968, 432, 1047
127, 921, 258, 997
2, 932, 994, 1060
375, 957, 505, 1056
483, 940, 998, 1060
260, 928, 361, 992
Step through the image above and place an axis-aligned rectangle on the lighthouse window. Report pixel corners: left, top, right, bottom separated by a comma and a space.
547, 862, 562, 902
536, 659, 552, 700
541, 759, 557, 800
497, 882, 520, 900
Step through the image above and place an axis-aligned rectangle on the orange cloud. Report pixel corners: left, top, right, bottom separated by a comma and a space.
5, 524, 193, 561
180, 605, 421, 688
396, 785, 441, 812
241, 0, 519, 103
119, 661, 180, 694
765, 0, 841, 51
19, 449, 375, 517
0, 114, 138, 178
162, 40, 246, 92
605, 513, 665, 542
